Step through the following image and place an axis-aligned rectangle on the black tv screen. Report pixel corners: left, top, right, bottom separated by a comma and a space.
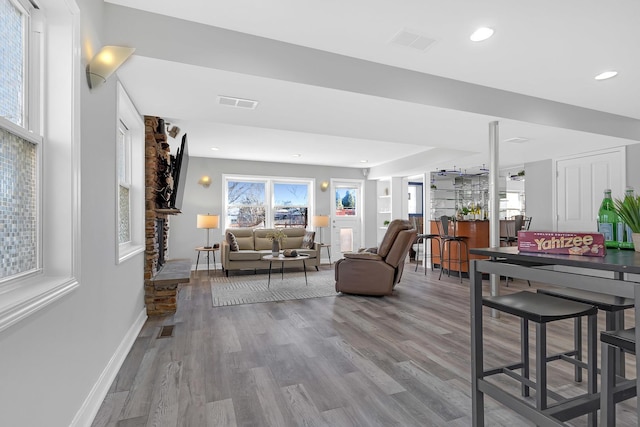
170, 134, 189, 210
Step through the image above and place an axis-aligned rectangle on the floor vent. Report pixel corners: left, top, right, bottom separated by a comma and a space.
158, 325, 175, 339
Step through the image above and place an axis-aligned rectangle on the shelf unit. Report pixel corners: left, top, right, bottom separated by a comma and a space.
376, 178, 402, 243
430, 173, 489, 220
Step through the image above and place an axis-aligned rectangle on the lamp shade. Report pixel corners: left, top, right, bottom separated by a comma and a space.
311, 215, 329, 227
197, 214, 219, 229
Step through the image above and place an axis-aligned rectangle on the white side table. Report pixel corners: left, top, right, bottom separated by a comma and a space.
318, 243, 332, 265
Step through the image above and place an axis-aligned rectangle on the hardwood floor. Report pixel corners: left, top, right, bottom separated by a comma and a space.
92, 263, 637, 426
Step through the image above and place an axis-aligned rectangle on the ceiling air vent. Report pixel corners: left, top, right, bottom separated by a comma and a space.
389, 29, 437, 52
218, 95, 259, 110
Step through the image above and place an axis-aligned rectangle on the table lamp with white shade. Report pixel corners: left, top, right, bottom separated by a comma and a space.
197, 214, 219, 248
311, 215, 330, 244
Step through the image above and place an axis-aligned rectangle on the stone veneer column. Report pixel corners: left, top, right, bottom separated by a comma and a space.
143, 116, 178, 316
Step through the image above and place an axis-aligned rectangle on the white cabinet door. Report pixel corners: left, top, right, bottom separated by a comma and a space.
556, 148, 625, 232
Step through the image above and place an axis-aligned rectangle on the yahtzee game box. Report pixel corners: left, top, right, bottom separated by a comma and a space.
517, 231, 606, 257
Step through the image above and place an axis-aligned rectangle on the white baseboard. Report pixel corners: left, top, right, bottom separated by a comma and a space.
70, 307, 147, 427
192, 263, 220, 271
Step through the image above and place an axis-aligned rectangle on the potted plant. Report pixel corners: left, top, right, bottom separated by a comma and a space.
461, 207, 470, 220
266, 228, 288, 256
613, 195, 640, 252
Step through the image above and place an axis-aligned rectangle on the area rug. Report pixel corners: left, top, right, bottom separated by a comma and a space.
211, 269, 338, 307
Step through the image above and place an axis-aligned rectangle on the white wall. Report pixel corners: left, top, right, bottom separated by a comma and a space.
524, 143, 640, 234
0, 0, 147, 425
167, 156, 377, 265
626, 143, 640, 189
524, 159, 554, 231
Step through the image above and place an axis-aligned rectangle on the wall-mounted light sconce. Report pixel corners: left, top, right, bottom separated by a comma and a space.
86, 46, 136, 90
167, 125, 181, 138
320, 181, 329, 192
198, 175, 211, 188
362, 168, 370, 178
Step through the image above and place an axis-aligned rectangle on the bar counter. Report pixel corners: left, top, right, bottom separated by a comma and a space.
429, 219, 515, 274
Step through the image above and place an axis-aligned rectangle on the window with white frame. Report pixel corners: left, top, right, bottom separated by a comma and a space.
0, 0, 42, 282
224, 176, 313, 229
0, 0, 81, 333
116, 82, 144, 263
117, 120, 131, 245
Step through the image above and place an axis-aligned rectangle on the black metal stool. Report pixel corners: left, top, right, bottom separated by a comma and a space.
414, 233, 441, 274
437, 216, 469, 283
538, 287, 634, 380
600, 328, 637, 426
482, 291, 598, 423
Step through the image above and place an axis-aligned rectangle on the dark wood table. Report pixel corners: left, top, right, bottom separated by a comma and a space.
469, 246, 640, 426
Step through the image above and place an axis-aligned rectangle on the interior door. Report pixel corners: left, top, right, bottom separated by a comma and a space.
331, 179, 364, 258
556, 148, 625, 232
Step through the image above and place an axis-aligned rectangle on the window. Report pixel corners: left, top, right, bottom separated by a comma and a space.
224, 176, 313, 229
227, 179, 266, 228
273, 182, 308, 227
116, 82, 144, 263
0, 0, 81, 332
0, 0, 26, 126
335, 186, 358, 216
0, 0, 42, 282
117, 121, 131, 245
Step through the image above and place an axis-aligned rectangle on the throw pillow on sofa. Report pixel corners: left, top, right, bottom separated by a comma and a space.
226, 232, 239, 251
302, 231, 315, 249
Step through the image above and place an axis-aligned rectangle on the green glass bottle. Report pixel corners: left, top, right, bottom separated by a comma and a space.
597, 189, 619, 248
619, 187, 635, 250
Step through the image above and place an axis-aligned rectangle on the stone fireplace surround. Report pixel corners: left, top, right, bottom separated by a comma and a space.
143, 116, 189, 316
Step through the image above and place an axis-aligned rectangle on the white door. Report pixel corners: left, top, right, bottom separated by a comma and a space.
331, 179, 364, 257
556, 148, 625, 232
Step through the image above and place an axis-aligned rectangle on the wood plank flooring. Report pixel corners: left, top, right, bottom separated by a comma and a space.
92, 262, 638, 426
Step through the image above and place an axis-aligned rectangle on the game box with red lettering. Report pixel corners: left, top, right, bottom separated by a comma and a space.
517, 231, 606, 257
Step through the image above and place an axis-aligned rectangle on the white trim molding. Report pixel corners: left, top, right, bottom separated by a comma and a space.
70, 308, 147, 427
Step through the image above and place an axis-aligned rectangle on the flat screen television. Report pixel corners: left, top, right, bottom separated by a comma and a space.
169, 133, 189, 210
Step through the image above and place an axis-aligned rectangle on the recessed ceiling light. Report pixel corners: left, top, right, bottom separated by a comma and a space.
595, 71, 618, 80
360, 160, 368, 163
210, 147, 219, 151
470, 27, 494, 42
292, 154, 301, 158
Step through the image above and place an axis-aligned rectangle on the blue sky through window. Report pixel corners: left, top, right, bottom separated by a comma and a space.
274, 183, 308, 206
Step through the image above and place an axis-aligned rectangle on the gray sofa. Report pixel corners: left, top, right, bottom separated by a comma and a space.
221, 228, 320, 276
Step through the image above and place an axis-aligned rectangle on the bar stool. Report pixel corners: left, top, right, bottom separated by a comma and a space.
414, 233, 441, 274
600, 328, 637, 426
482, 291, 598, 422
437, 216, 469, 283
537, 287, 634, 379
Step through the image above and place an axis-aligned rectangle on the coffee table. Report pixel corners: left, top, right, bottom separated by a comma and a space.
262, 253, 310, 288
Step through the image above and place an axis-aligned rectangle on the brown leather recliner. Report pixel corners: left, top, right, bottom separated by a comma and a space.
335, 219, 417, 296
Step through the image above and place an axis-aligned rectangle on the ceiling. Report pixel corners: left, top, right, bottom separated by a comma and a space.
105, 0, 640, 177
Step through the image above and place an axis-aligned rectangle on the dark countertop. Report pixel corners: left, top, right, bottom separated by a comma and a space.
470, 246, 640, 275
